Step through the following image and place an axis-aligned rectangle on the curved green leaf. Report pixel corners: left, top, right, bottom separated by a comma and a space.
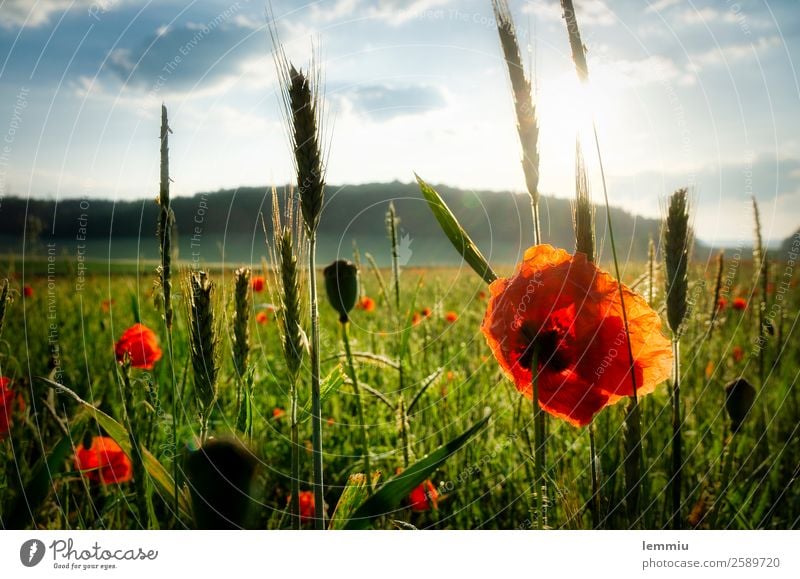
415, 175, 497, 285
344, 410, 491, 529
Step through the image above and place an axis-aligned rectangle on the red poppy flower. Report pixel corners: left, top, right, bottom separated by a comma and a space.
1, 376, 22, 439
357, 296, 376, 312
481, 245, 673, 427
114, 323, 163, 369
421, 307, 432, 318
716, 297, 728, 310
412, 312, 422, 326
732, 346, 744, 363
732, 297, 747, 311
74, 436, 133, 484
273, 407, 285, 420
256, 311, 269, 325
478, 291, 487, 300
297, 490, 315, 523
101, 299, 115, 312
251, 276, 266, 293
23, 285, 33, 298
445, 311, 458, 323
408, 480, 439, 512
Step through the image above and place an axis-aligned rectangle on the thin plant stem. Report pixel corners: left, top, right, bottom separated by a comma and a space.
308, 234, 325, 529
710, 434, 735, 529
531, 346, 546, 529
589, 424, 601, 528
341, 321, 373, 494
670, 338, 682, 529
290, 374, 300, 529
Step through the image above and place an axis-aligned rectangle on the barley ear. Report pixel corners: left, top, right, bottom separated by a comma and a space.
492, 0, 541, 243
572, 140, 595, 261
663, 188, 691, 336
187, 270, 219, 440
232, 267, 251, 379
158, 104, 175, 330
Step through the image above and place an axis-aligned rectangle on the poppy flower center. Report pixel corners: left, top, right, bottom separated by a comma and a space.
517, 322, 572, 373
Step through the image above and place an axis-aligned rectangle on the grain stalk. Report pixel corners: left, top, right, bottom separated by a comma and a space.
187, 271, 218, 443
494, 0, 549, 526
492, 0, 541, 244
156, 105, 180, 520
752, 197, 768, 386
663, 188, 691, 529
274, 38, 328, 528
647, 237, 656, 306
560, 0, 645, 527
572, 140, 601, 527
268, 187, 307, 528
386, 202, 411, 467
0, 279, 9, 338
232, 267, 252, 437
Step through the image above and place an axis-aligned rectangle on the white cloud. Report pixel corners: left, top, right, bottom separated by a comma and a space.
522, 0, 615, 27
303, 0, 450, 26
645, 0, 682, 14
688, 35, 781, 71
0, 0, 126, 29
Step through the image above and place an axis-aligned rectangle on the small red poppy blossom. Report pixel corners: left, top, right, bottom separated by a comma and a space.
412, 312, 422, 326
114, 323, 163, 369
23, 285, 33, 298
297, 490, 315, 523
251, 276, 266, 293
478, 291, 487, 300
732, 346, 744, 363
101, 299, 115, 312
716, 297, 728, 310
256, 311, 269, 325
408, 480, 439, 512
273, 407, 285, 420
732, 297, 747, 311
445, 311, 458, 323
74, 436, 133, 484
1, 376, 24, 440
357, 296, 376, 312
421, 307, 432, 318
482, 245, 673, 427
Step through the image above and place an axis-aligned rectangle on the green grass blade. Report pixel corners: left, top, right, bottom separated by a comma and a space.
344, 411, 491, 529
415, 174, 497, 285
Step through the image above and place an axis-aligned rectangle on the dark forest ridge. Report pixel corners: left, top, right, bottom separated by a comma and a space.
0, 181, 742, 265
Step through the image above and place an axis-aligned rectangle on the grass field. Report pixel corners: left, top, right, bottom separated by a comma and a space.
0, 244, 797, 529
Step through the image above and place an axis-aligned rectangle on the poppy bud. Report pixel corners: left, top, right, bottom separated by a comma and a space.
323, 260, 359, 323
185, 437, 257, 529
724, 378, 756, 433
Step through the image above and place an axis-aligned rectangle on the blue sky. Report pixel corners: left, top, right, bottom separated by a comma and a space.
0, 0, 798, 245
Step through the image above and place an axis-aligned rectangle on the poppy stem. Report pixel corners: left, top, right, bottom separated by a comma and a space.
341, 320, 373, 495
531, 346, 547, 529
119, 360, 152, 529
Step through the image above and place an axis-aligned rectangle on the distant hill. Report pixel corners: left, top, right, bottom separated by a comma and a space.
1, 181, 672, 266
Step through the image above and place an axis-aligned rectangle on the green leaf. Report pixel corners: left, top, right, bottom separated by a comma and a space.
344, 410, 492, 529
39, 377, 193, 520
415, 175, 498, 285
328, 471, 382, 530
300, 365, 345, 423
